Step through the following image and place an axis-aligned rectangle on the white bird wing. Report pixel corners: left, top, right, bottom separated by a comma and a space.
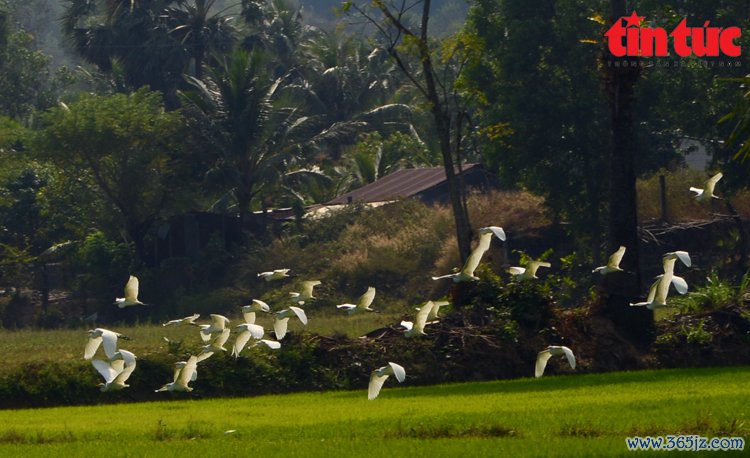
689, 186, 704, 197
368, 372, 390, 400
560, 346, 576, 370
84, 336, 102, 360
110, 359, 125, 374
482, 226, 507, 241
117, 349, 136, 366
274, 317, 290, 340
653, 276, 671, 305
196, 350, 214, 363
671, 275, 689, 294
113, 357, 136, 384
210, 314, 229, 331
176, 356, 198, 386
400, 320, 414, 331
358, 287, 376, 309
427, 300, 449, 320
673, 251, 691, 268
213, 328, 231, 349
289, 306, 308, 325
246, 323, 264, 339
413, 302, 434, 333
183, 313, 200, 325
704, 172, 723, 195
336, 303, 356, 310
124, 275, 139, 302
645, 277, 660, 304
508, 266, 526, 276
101, 330, 119, 360
535, 349, 552, 378
92, 359, 118, 383
387, 362, 406, 383
461, 240, 490, 277
527, 261, 551, 276
199, 325, 212, 342
233, 330, 252, 356
608, 246, 626, 269
259, 339, 281, 349
172, 364, 184, 382
253, 299, 270, 312
242, 311, 256, 324
301, 281, 321, 299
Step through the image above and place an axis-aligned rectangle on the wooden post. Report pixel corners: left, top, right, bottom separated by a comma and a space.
659, 174, 668, 222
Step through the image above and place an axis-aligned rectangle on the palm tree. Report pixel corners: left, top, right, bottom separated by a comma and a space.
163, 0, 236, 80
241, 0, 308, 77
62, 0, 188, 106
181, 47, 295, 229
294, 29, 412, 161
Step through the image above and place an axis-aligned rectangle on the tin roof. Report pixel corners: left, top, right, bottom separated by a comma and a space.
325, 164, 480, 205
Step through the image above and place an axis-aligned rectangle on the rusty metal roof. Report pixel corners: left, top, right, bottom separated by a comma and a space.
325, 164, 480, 205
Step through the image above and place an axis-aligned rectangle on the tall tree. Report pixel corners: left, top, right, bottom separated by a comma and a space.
343, 0, 473, 262
0, 5, 56, 119
464, 0, 610, 264
35, 89, 190, 263
601, 0, 649, 339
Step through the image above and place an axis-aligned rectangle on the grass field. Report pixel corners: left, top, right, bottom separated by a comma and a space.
0, 311, 403, 375
0, 367, 747, 457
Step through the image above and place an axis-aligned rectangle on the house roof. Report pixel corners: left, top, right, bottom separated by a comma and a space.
325, 164, 481, 205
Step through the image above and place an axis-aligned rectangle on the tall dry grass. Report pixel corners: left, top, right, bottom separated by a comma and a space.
636, 168, 750, 222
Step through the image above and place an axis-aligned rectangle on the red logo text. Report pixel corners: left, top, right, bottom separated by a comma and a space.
605, 11, 741, 58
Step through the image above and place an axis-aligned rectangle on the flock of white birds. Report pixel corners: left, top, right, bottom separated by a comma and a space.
83, 173, 721, 398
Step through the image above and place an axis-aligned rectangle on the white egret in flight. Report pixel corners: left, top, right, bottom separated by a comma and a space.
115, 275, 146, 308
199, 314, 230, 342
258, 269, 291, 282
162, 313, 200, 327
689, 172, 723, 203
592, 246, 626, 275
231, 322, 266, 357
368, 362, 406, 400
273, 306, 308, 340
91, 349, 136, 392
535, 346, 576, 378
242, 299, 270, 324
197, 328, 231, 362
290, 280, 322, 305
432, 226, 506, 282
509, 260, 551, 280
85, 328, 124, 360
401, 301, 435, 338
156, 355, 198, 392
424, 300, 449, 321
336, 286, 376, 315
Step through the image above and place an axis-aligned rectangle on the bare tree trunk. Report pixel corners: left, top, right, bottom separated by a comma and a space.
367, 0, 473, 263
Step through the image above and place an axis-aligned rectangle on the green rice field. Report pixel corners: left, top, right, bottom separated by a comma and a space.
0, 366, 747, 457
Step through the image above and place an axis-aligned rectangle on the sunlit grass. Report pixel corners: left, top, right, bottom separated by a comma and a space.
0, 310, 401, 375
0, 367, 747, 456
